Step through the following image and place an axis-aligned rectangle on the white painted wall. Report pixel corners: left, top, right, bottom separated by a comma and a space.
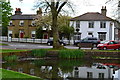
72, 66, 113, 78
8, 30, 12, 38
70, 21, 115, 40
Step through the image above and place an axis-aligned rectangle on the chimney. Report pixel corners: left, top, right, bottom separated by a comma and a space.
101, 6, 107, 16
15, 8, 22, 15
37, 8, 42, 15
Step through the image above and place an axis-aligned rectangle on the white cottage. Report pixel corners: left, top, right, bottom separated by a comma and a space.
70, 6, 115, 41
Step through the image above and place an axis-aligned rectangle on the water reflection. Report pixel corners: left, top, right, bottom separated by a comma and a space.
2, 59, 120, 80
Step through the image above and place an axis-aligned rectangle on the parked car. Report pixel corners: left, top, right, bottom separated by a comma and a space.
74, 37, 100, 46
47, 39, 66, 46
97, 40, 120, 50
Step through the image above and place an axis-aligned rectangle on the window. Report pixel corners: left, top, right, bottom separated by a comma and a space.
31, 31, 36, 38
115, 29, 118, 34
19, 20, 24, 26
87, 72, 93, 78
76, 21, 80, 28
9, 21, 13, 26
31, 21, 36, 26
98, 32, 106, 40
88, 21, 94, 28
74, 71, 79, 78
74, 34, 81, 40
100, 21, 106, 28
88, 32, 93, 37
99, 73, 104, 78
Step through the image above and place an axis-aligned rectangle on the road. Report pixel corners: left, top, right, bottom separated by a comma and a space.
1, 41, 80, 50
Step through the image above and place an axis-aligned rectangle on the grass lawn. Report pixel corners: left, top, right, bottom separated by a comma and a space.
0, 68, 42, 80
0, 43, 8, 46
1, 49, 27, 53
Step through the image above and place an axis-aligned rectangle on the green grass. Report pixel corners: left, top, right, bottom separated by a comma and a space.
1, 49, 27, 53
1, 68, 42, 80
0, 43, 8, 46
58, 49, 84, 59
30, 49, 47, 58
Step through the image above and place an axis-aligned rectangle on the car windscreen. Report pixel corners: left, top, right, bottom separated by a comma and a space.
100, 40, 109, 44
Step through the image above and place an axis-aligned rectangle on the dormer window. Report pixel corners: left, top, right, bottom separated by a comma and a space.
9, 21, 13, 26
19, 20, 24, 26
31, 21, 35, 26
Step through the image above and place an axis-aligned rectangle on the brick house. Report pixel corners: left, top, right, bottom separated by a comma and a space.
8, 8, 50, 39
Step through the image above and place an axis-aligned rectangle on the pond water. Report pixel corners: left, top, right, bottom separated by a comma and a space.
2, 59, 120, 80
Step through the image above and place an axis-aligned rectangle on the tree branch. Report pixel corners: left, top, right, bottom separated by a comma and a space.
57, 0, 68, 14
56, 0, 60, 9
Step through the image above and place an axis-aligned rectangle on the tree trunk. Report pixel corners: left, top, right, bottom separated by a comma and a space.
51, 10, 60, 49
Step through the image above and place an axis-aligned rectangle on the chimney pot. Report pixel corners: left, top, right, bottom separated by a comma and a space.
15, 8, 22, 15
101, 6, 107, 16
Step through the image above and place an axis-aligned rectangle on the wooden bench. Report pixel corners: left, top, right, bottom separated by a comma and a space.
78, 43, 94, 50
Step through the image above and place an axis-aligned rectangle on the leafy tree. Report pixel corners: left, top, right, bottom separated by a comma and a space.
35, 13, 74, 40
33, 0, 73, 49
36, 27, 43, 39
58, 15, 74, 40
1, 1, 13, 36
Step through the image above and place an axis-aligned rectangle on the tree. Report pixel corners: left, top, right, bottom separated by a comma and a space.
35, 13, 74, 40
34, 0, 73, 49
58, 15, 74, 40
36, 27, 43, 39
1, 1, 13, 36
19, 0, 73, 49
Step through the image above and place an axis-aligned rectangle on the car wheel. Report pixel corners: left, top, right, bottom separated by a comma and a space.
48, 43, 51, 46
103, 47, 107, 50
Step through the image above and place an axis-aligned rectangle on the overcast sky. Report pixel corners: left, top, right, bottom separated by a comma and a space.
9, 0, 115, 18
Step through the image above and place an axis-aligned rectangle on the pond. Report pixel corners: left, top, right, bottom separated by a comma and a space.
2, 59, 120, 80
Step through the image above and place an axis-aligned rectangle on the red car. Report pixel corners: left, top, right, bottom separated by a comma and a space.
97, 40, 120, 50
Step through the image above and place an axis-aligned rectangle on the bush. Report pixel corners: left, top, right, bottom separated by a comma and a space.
58, 49, 84, 59
30, 49, 47, 58
3, 55, 18, 62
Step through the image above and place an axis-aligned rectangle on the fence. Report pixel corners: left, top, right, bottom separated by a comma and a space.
0, 36, 74, 44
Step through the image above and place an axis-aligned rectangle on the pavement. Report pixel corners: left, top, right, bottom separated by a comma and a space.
0, 41, 80, 50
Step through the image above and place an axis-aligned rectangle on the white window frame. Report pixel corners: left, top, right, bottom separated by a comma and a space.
87, 72, 93, 78
88, 21, 94, 28
9, 21, 13, 26
19, 20, 24, 26
100, 21, 106, 28
76, 21, 80, 28
31, 21, 35, 26
31, 31, 36, 38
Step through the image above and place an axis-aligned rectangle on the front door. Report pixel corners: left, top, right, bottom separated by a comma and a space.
20, 32, 24, 38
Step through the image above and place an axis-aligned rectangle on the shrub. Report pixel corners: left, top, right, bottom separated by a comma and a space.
30, 49, 47, 58
58, 49, 84, 59
3, 55, 18, 62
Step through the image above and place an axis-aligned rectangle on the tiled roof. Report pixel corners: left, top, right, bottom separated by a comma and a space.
70, 12, 113, 21
11, 14, 37, 20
